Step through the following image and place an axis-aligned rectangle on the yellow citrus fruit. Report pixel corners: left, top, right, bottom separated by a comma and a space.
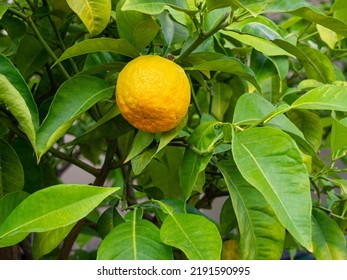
116, 55, 191, 133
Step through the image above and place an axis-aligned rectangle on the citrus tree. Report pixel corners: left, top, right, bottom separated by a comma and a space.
0, 0, 346, 260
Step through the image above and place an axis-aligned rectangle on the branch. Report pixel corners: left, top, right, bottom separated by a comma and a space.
49, 148, 99, 177
175, 12, 230, 64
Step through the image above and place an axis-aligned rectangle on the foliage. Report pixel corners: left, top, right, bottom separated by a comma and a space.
0, 0, 346, 260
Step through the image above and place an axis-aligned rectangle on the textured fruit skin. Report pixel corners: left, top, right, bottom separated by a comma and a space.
116, 55, 191, 133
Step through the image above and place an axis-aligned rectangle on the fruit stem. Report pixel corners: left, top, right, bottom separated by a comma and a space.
175, 12, 230, 64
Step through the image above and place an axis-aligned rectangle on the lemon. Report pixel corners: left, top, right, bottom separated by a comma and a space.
116, 55, 191, 133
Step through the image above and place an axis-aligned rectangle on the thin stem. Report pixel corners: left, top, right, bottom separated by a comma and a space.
175, 12, 229, 64
93, 140, 118, 186
188, 75, 202, 118
8, 7, 70, 80
47, 15, 79, 74
59, 219, 84, 259
25, 0, 35, 10
49, 147, 99, 177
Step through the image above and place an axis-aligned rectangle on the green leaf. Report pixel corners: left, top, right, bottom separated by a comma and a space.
147, 147, 184, 198
179, 121, 222, 201
0, 184, 117, 247
290, 6, 347, 37
0, 15, 27, 56
186, 56, 260, 92
331, 116, 347, 160
0, 54, 39, 149
97, 207, 124, 239
0, 138, 24, 197
97, 219, 173, 260
317, 25, 339, 50
206, 0, 232, 11
272, 40, 336, 84
157, 11, 190, 47
0, 191, 29, 227
232, 127, 312, 250
66, 0, 111, 37
312, 208, 347, 260
36, 76, 114, 160
296, 45, 336, 84
221, 30, 292, 57
156, 114, 187, 154
287, 110, 322, 153
131, 147, 156, 175
0, 191, 29, 247
291, 85, 347, 111
116, 0, 160, 51
210, 83, 233, 121
122, 0, 194, 15
15, 35, 49, 79
54, 38, 139, 66
217, 160, 285, 259
125, 131, 155, 163
231, 0, 272, 16
160, 213, 222, 260
32, 223, 76, 259
0, 3, 8, 19
333, 0, 347, 25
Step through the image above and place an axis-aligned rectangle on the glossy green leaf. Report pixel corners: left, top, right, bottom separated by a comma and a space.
218, 160, 285, 259
36, 76, 114, 160
232, 127, 312, 250
0, 191, 29, 247
317, 25, 339, 50
233, 93, 320, 160
0, 16, 27, 56
231, 0, 272, 16
179, 121, 222, 201
16, 35, 49, 79
116, 0, 160, 51
290, 7, 347, 37
125, 131, 155, 163
97, 218, 173, 260
0, 184, 117, 247
291, 85, 347, 111
32, 223, 76, 259
272, 40, 336, 84
250, 0, 347, 36
287, 110, 322, 153
186, 56, 260, 91
66, 0, 111, 37
333, 0, 347, 24
157, 11, 190, 47
206, 0, 232, 11
312, 208, 347, 260
97, 207, 124, 239
0, 138, 24, 197
54, 38, 139, 66
156, 114, 187, 154
297, 45, 336, 84
0, 191, 29, 227
210, 83, 233, 121
131, 147, 156, 175
147, 147, 184, 198
160, 213, 221, 259
0, 54, 39, 148
331, 116, 347, 160
0, 3, 8, 19
222, 30, 291, 57
233, 94, 300, 135
122, 0, 194, 15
